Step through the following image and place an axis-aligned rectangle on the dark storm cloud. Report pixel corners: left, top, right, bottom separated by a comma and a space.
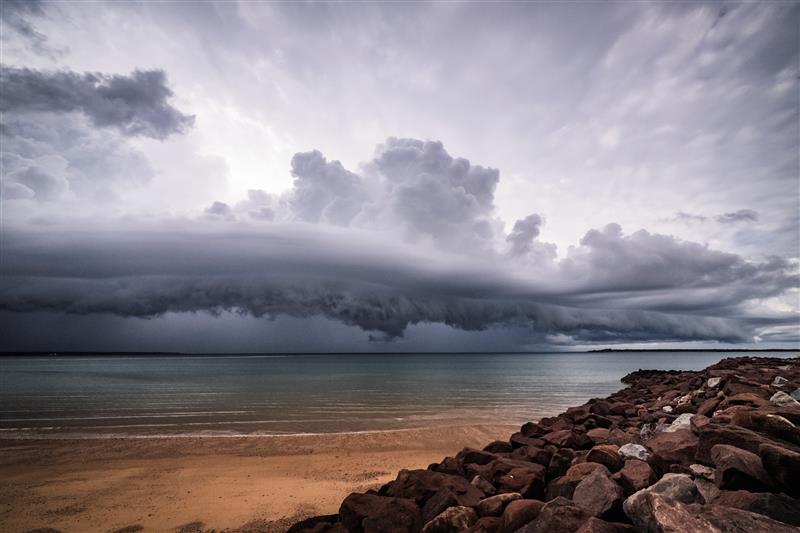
716, 209, 759, 224
1, 218, 795, 344
0, 67, 194, 139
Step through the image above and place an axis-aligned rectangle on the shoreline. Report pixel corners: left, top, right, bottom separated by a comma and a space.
0, 424, 518, 533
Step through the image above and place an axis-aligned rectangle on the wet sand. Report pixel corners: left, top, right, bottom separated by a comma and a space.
0, 424, 517, 533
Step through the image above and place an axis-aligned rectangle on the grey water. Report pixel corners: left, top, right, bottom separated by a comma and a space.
0, 351, 796, 437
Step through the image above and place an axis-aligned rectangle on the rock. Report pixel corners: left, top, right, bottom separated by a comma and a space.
545, 462, 609, 500
696, 503, 799, 533
710, 444, 772, 492
772, 376, 789, 387
575, 517, 636, 532
286, 514, 341, 533
546, 448, 575, 479
463, 516, 501, 533
484, 441, 513, 454
458, 448, 499, 466
720, 392, 770, 409
688, 464, 714, 481
792, 388, 800, 401
339, 493, 422, 533
429, 457, 462, 476
476, 493, 521, 517
689, 414, 711, 434
521, 422, 548, 438
695, 422, 783, 463
380, 469, 484, 507
647, 429, 699, 467
500, 499, 544, 533
617, 443, 649, 461
510, 433, 546, 449
707, 377, 722, 388
586, 444, 623, 472
420, 506, 478, 533
471, 475, 496, 496
487, 459, 547, 499
696, 397, 720, 417
693, 478, 720, 504
510, 446, 552, 466
613, 459, 656, 495
573, 467, 624, 518
542, 429, 590, 449
662, 405, 673, 413
714, 490, 800, 526
624, 473, 704, 509
421, 488, 460, 523
759, 443, 800, 497
516, 497, 591, 533
730, 410, 800, 446
587, 428, 610, 445
771, 391, 800, 407
663, 413, 694, 433
627, 493, 716, 532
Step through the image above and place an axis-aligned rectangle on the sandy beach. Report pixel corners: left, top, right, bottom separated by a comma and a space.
0, 424, 517, 533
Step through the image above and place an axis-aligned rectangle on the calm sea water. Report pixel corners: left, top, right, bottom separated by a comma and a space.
0, 352, 795, 437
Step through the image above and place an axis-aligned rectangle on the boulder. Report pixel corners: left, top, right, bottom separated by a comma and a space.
471, 475, 496, 497
572, 467, 624, 518
546, 447, 575, 479
286, 514, 341, 533
710, 444, 772, 492
792, 388, 800, 401
476, 493, 521, 517
696, 398, 720, 417
623, 473, 704, 509
625, 492, 715, 532
759, 442, 800, 497
421, 488, 459, 524
575, 517, 636, 532
420, 506, 477, 533
545, 462, 609, 500
688, 464, 714, 482
707, 377, 722, 388
663, 413, 694, 433
510, 433, 546, 449
516, 497, 591, 533
380, 469, 484, 507
586, 444, 623, 472
429, 457, 462, 476
772, 376, 790, 387
339, 493, 422, 533
720, 393, 769, 409
771, 391, 800, 407
457, 448, 499, 466
463, 516, 501, 533
612, 459, 656, 495
689, 414, 711, 434
731, 410, 800, 445
713, 490, 800, 526
586, 428, 610, 445
617, 443, 649, 461
500, 499, 544, 533
484, 441, 513, 454
647, 429, 698, 468
696, 503, 800, 533
510, 446, 552, 466
695, 422, 786, 463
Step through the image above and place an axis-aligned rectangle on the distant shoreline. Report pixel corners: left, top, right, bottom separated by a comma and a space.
1, 348, 797, 357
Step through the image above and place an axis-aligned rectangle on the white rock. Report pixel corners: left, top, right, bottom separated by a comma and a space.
619, 443, 650, 461
664, 413, 694, 433
772, 376, 789, 387
662, 405, 673, 413
707, 377, 722, 388
770, 391, 800, 406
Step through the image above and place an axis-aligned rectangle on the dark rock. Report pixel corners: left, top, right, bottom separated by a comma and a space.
625, 493, 714, 532
546, 447, 575, 479
286, 514, 340, 533
420, 506, 477, 533
516, 497, 591, 533
714, 490, 800, 526
572, 467, 624, 519
759, 442, 800, 498
476, 492, 521, 517
510, 432, 546, 449
492, 462, 546, 499
696, 397, 721, 418
521, 422, 548, 438
484, 441, 513, 454
545, 462, 609, 500
463, 516, 501, 533
471, 475, 496, 496
339, 493, 422, 533
500, 499, 544, 533
586, 444, 623, 472
731, 410, 800, 445
695, 422, 789, 463
429, 457, 462, 476
612, 459, 655, 495
380, 469, 484, 507
710, 444, 772, 492
510, 446, 552, 466
457, 448, 499, 466
421, 488, 459, 523
695, 503, 799, 533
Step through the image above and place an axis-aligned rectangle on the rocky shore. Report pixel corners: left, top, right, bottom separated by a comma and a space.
287, 356, 800, 533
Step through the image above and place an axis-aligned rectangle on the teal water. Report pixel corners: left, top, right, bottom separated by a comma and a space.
0, 352, 795, 437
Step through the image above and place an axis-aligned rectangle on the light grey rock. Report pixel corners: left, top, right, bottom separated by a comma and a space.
618, 443, 650, 461
770, 391, 800, 407
662, 405, 674, 413
421, 505, 478, 533
792, 388, 800, 402
772, 376, 789, 387
707, 377, 722, 388
664, 413, 694, 433
623, 474, 705, 531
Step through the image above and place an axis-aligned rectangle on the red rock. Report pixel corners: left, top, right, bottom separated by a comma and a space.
421, 488, 460, 523
612, 459, 655, 495
462, 516, 501, 533
516, 496, 591, 533
457, 448, 499, 466
380, 469, 484, 507
476, 493, 521, 517
689, 414, 710, 435
695, 503, 799, 532
484, 441, 513, 454
286, 514, 340, 533
586, 427, 610, 445
695, 422, 785, 463
719, 393, 770, 409
546, 447, 575, 479
510, 446, 552, 466
520, 422, 548, 438
624, 492, 713, 533
647, 428, 699, 468
710, 444, 772, 492
494, 464, 546, 500
545, 462, 609, 500
428, 456, 462, 476
420, 506, 477, 533
586, 444, 623, 472
731, 410, 800, 445
759, 442, 800, 498
714, 490, 800, 526
510, 433, 546, 449
575, 517, 636, 532
339, 493, 422, 533
500, 499, 544, 533
696, 397, 721, 417
572, 467, 624, 518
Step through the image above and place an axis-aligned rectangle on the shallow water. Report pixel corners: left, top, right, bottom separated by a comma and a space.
0, 351, 795, 437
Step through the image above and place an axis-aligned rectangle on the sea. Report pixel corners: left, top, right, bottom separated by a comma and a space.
0, 351, 796, 438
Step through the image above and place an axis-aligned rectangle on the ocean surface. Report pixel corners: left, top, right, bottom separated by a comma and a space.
0, 351, 796, 438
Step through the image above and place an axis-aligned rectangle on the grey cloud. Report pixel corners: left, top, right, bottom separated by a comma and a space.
507, 214, 543, 256
0, 67, 194, 139
0, 221, 794, 344
717, 209, 759, 224
0, 0, 61, 57
289, 150, 366, 225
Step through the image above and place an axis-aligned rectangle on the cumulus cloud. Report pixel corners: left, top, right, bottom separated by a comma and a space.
0, 67, 194, 139
717, 209, 759, 224
0, 0, 62, 57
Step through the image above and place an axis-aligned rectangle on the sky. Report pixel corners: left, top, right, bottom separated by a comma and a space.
0, 0, 798, 352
